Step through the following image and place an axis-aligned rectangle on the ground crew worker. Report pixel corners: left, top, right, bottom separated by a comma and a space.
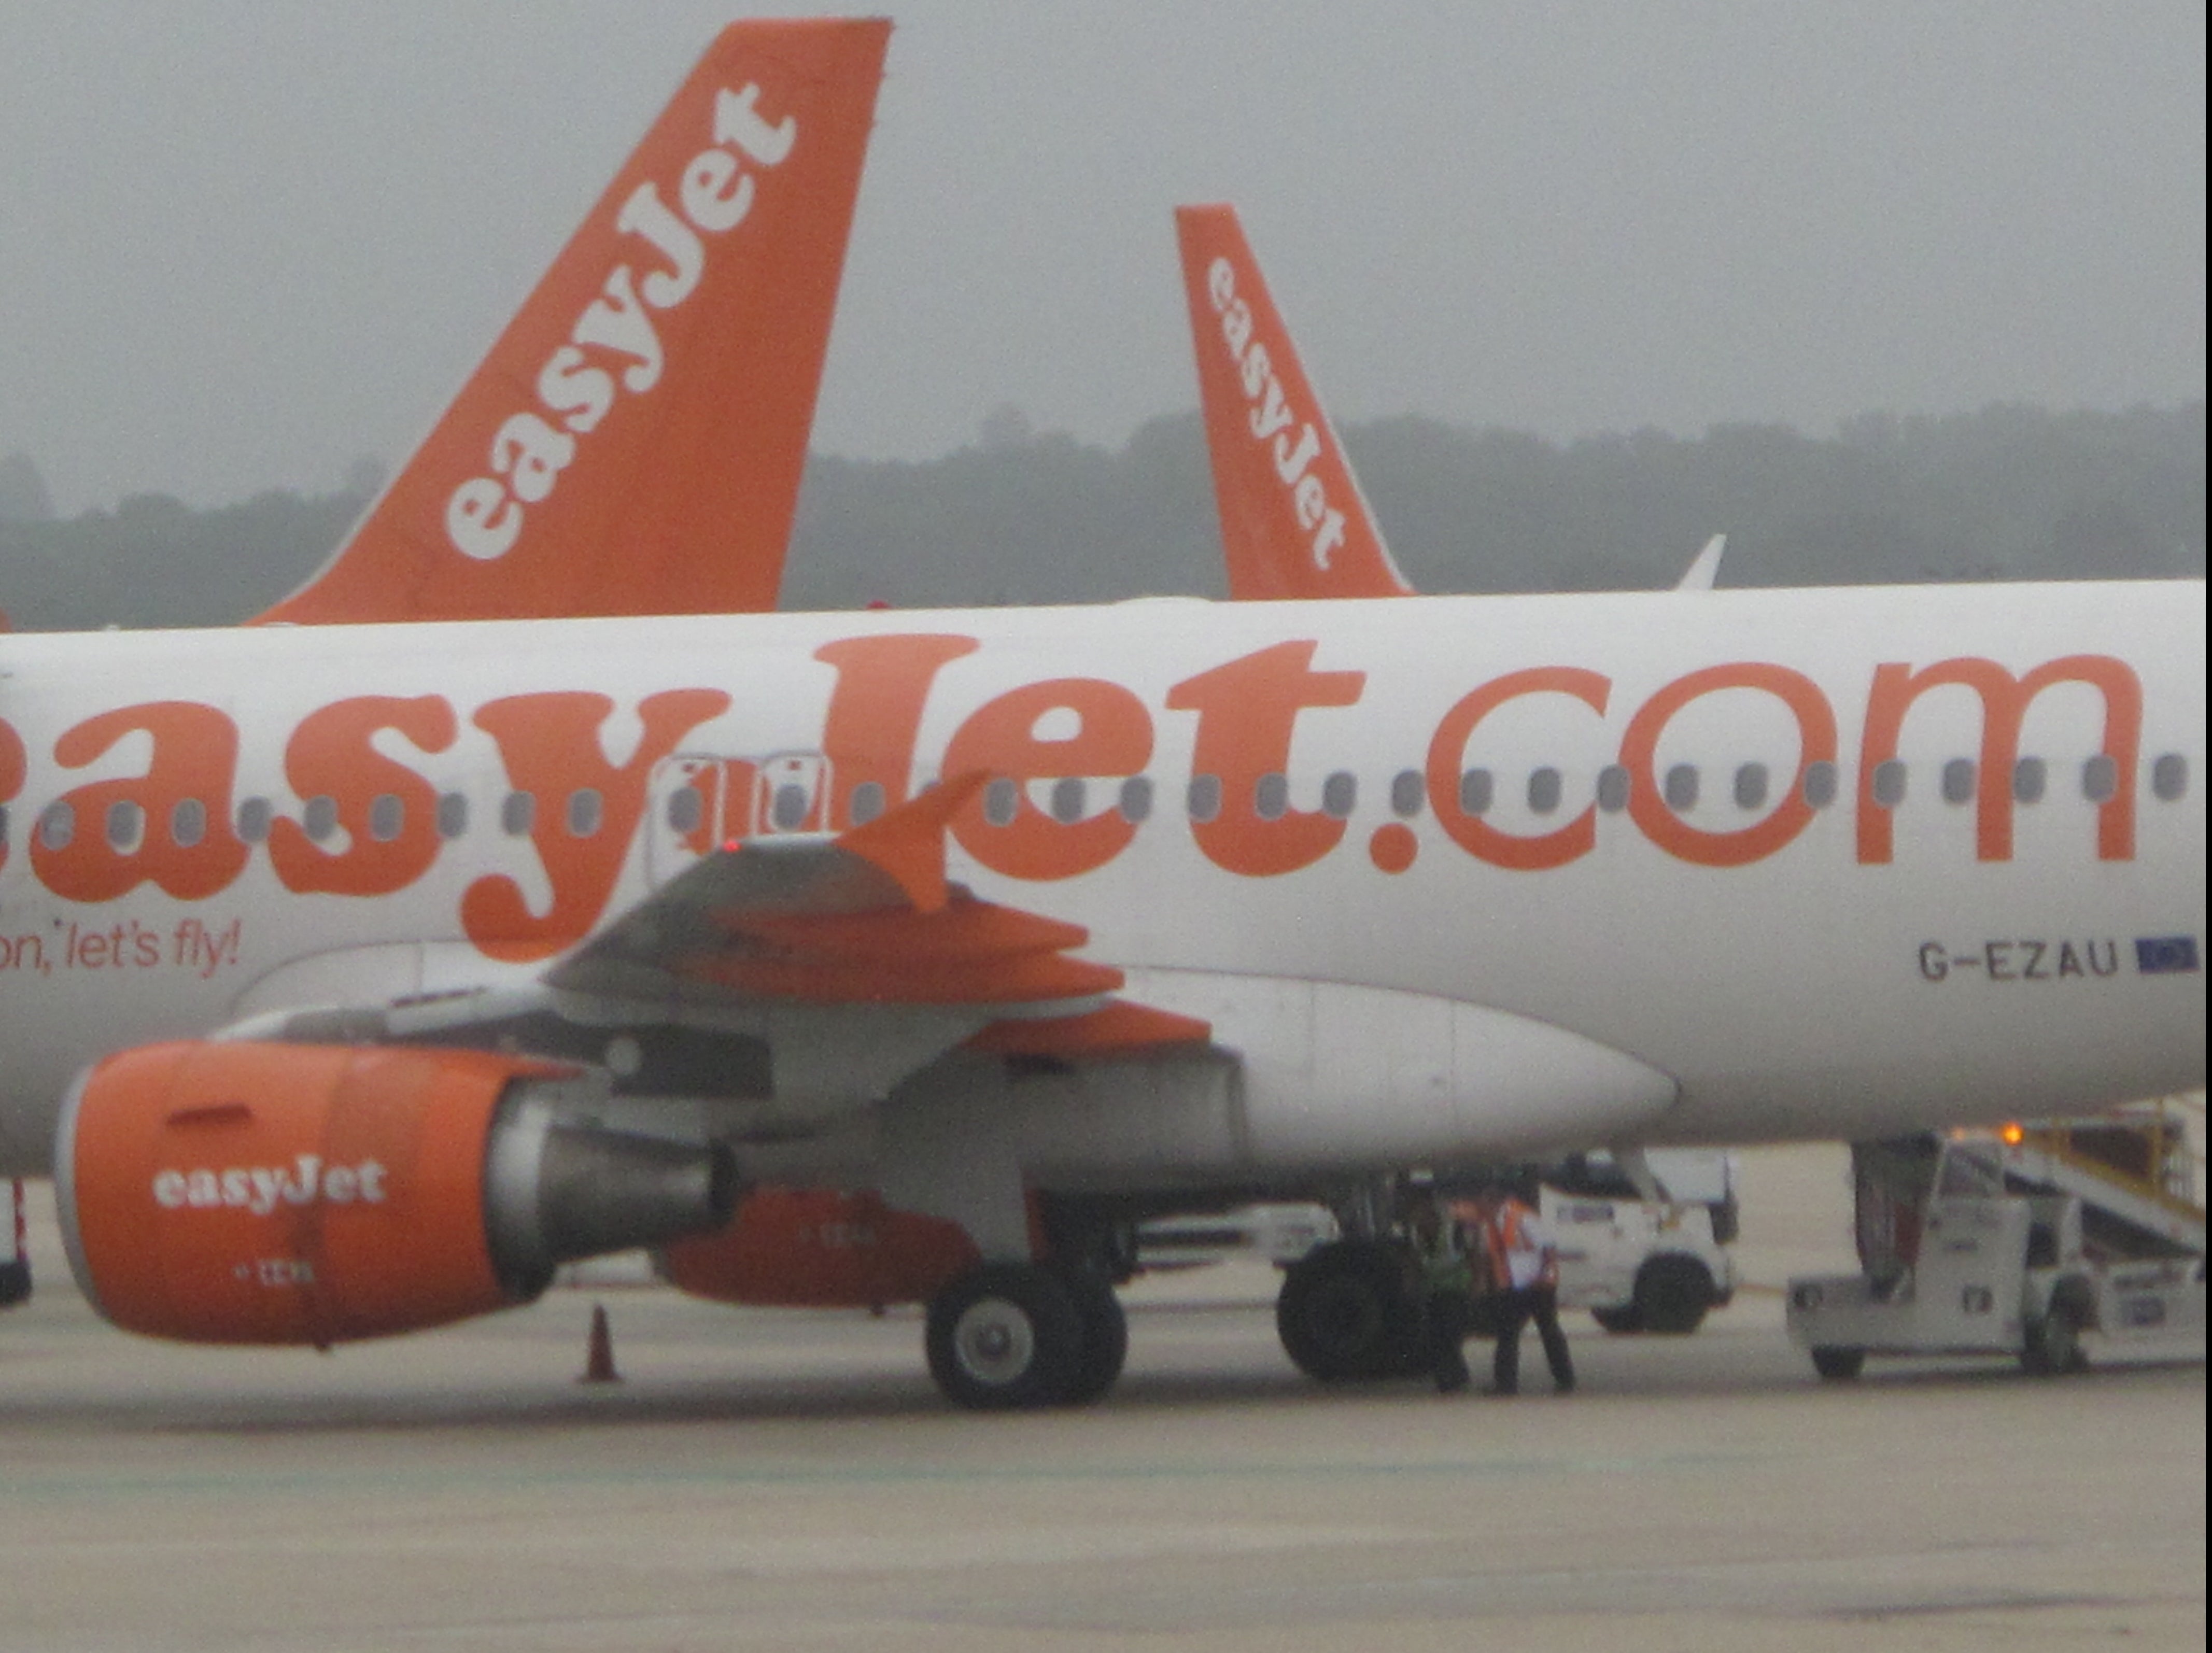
1406, 1194, 1477, 1393
1470, 1177, 1574, 1395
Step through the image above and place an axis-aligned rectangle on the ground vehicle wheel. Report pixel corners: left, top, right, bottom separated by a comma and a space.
1049, 1267, 1128, 1405
1275, 1240, 1425, 1381
1591, 1304, 1645, 1334
925, 1263, 1085, 1410
1634, 1253, 1715, 1335
1810, 1346, 1866, 1381
2020, 1280, 2092, 1376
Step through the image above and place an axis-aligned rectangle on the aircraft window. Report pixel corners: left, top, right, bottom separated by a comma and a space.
1664, 764, 1699, 812
770, 784, 810, 830
1871, 760, 1907, 808
1322, 771, 1358, 820
2081, 754, 2118, 803
1802, 761, 1838, 809
235, 797, 272, 843
1734, 763, 1768, 812
2152, 753, 2189, 802
369, 793, 405, 842
849, 780, 887, 826
437, 792, 470, 840
566, 788, 603, 838
1458, 768, 1493, 816
1253, 772, 1290, 821
0, 805, 8, 848
1596, 765, 1630, 813
1526, 767, 1562, 815
170, 798, 206, 849
2013, 757, 2047, 804
1050, 777, 1087, 824
302, 796, 339, 842
1118, 775, 1154, 823
106, 800, 144, 853
38, 801, 73, 851
1188, 774, 1222, 823
501, 790, 536, 837
983, 778, 1019, 828
666, 786, 702, 835
1941, 759, 1977, 806
1389, 769, 1424, 818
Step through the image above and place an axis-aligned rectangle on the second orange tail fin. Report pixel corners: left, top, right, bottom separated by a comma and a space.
1175, 204, 1410, 602
259, 19, 890, 625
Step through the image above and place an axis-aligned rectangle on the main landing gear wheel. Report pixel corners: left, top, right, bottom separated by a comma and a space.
1051, 1266, 1129, 1406
1275, 1240, 1427, 1382
925, 1263, 1085, 1411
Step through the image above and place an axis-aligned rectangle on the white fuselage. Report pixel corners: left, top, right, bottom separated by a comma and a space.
0, 583, 2202, 1179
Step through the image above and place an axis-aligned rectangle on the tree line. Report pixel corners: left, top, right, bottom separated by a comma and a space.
2, 401, 2200, 630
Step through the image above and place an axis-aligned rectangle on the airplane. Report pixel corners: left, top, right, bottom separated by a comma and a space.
259, 18, 888, 625
0, 12, 892, 1310
1175, 201, 1729, 601
2, 27, 2202, 1414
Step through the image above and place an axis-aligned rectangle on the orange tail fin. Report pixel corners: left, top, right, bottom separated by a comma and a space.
258, 19, 891, 625
1175, 204, 1410, 602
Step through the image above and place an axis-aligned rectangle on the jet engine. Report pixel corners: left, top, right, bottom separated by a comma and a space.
56, 1040, 735, 1346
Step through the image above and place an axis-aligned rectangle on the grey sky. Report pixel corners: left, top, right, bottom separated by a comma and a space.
1, 2, 2202, 515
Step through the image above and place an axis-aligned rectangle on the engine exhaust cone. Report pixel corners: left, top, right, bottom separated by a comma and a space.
486, 1098, 739, 1297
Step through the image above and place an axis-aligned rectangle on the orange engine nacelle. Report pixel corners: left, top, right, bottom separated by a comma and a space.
58, 1041, 735, 1346
660, 1186, 980, 1310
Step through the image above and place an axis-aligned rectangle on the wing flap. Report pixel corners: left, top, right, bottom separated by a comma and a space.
549, 775, 1122, 1013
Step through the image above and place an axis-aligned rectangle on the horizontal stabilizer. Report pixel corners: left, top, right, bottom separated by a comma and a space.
1673, 534, 1727, 592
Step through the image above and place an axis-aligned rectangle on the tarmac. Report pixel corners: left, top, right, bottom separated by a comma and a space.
1, 1147, 2203, 1652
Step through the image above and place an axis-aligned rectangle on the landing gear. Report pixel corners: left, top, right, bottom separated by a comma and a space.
923, 1262, 1129, 1409
1592, 1254, 1718, 1334
1275, 1239, 1427, 1381
1051, 1265, 1129, 1405
1633, 1254, 1715, 1334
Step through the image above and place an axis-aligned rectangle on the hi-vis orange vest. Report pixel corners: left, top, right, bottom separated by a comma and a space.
1480, 1199, 1541, 1292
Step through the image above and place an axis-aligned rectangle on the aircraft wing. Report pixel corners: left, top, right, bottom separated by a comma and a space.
229, 776, 1210, 1100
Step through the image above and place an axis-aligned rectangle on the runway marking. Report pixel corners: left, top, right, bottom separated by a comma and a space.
0, 1446, 1769, 1505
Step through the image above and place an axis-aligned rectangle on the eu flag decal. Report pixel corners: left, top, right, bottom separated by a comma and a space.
2134, 936, 2201, 974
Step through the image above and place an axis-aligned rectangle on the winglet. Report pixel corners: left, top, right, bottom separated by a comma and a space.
1176, 204, 1411, 601
1673, 534, 1727, 592
256, 19, 891, 625
832, 772, 990, 915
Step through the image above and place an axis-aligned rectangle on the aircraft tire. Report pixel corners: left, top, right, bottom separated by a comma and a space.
1276, 1240, 1424, 1382
925, 1263, 1085, 1410
1049, 1266, 1129, 1405
1591, 1304, 1645, 1334
1634, 1254, 1715, 1335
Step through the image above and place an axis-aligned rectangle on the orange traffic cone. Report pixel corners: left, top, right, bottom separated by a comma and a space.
579, 1302, 621, 1384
